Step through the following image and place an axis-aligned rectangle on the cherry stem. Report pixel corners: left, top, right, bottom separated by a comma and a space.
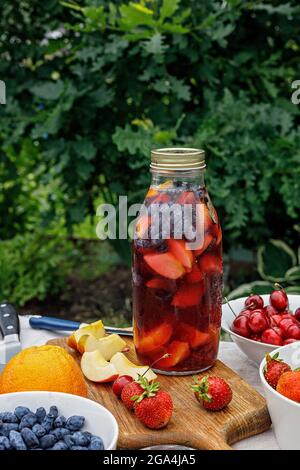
140, 353, 171, 378
274, 283, 284, 291
224, 297, 237, 317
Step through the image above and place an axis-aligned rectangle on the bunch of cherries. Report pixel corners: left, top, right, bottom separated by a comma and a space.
231, 287, 300, 346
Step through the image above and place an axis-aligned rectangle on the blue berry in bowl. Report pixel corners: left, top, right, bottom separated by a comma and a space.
40, 416, 54, 433
21, 428, 39, 448
0, 436, 11, 450
54, 416, 66, 428
50, 441, 68, 451
35, 407, 46, 424
40, 434, 56, 449
19, 412, 37, 430
48, 406, 58, 419
32, 424, 46, 439
89, 436, 104, 450
50, 428, 70, 440
9, 431, 27, 450
0, 412, 18, 423
66, 416, 85, 432
15, 407, 31, 421
72, 431, 90, 447
1, 423, 19, 437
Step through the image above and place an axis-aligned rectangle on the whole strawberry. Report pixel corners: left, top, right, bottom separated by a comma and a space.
134, 390, 173, 429
191, 375, 232, 411
263, 352, 291, 389
121, 381, 144, 410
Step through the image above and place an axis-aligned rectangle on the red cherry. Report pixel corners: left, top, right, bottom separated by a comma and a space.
112, 375, 133, 397
278, 318, 295, 338
232, 315, 251, 338
250, 334, 261, 342
271, 314, 283, 326
263, 305, 278, 317
294, 308, 300, 322
248, 309, 270, 334
283, 338, 299, 345
261, 328, 283, 346
244, 294, 264, 310
286, 324, 300, 340
270, 289, 288, 311
239, 309, 252, 318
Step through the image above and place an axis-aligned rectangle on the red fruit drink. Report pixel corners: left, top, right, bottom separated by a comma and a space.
132, 148, 223, 375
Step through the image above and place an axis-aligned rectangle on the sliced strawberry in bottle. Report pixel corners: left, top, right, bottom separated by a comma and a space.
177, 191, 196, 205
176, 323, 210, 349
193, 232, 213, 257
146, 278, 176, 292
144, 252, 185, 280
185, 263, 203, 283
171, 282, 203, 308
156, 340, 190, 368
198, 252, 222, 274
134, 323, 173, 354
167, 239, 193, 271
153, 193, 170, 204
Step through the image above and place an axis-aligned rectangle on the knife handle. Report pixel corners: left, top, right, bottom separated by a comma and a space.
0, 302, 20, 337
29, 316, 81, 331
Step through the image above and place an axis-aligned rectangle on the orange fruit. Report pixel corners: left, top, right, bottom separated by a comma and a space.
0, 345, 87, 397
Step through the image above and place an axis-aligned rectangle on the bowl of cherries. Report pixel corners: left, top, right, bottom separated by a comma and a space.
221, 288, 300, 365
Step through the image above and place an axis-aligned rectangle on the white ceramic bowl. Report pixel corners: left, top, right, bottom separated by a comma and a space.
221, 294, 300, 365
0, 391, 118, 450
259, 342, 300, 449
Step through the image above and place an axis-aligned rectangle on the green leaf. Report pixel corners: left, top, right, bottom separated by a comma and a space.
228, 281, 274, 300
73, 139, 97, 161
285, 286, 300, 295
160, 0, 180, 21
143, 33, 168, 55
285, 266, 300, 282
170, 77, 191, 101
257, 240, 297, 282
119, 2, 154, 30
31, 81, 64, 101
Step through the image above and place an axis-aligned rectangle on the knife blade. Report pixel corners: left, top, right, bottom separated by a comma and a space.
0, 301, 21, 371
29, 315, 133, 336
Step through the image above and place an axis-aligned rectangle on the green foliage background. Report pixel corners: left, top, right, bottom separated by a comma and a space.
0, 0, 300, 301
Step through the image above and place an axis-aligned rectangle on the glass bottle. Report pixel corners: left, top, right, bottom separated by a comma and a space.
132, 148, 223, 375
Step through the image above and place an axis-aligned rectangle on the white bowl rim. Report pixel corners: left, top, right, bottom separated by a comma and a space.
0, 390, 119, 449
222, 294, 300, 348
259, 342, 300, 408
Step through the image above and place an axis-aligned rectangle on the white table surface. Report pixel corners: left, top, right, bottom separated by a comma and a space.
18, 316, 279, 450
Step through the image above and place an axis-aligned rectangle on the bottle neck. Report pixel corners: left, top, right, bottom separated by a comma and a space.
150, 169, 205, 188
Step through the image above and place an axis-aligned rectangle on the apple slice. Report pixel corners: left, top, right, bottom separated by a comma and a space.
110, 352, 157, 381
81, 350, 119, 383
171, 283, 203, 308
134, 323, 173, 354
156, 341, 190, 368
135, 215, 150, 239
176, 323, 210, 349
67, 320, 106, 351
77, 334, 127, 359
167, 239, 193, 271
144, 252, 185, 280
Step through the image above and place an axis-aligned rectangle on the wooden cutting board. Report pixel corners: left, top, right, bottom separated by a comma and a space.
48, 337, 271, 450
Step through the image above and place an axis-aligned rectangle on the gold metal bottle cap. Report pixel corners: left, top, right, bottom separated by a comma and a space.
150, 148, 205, 171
